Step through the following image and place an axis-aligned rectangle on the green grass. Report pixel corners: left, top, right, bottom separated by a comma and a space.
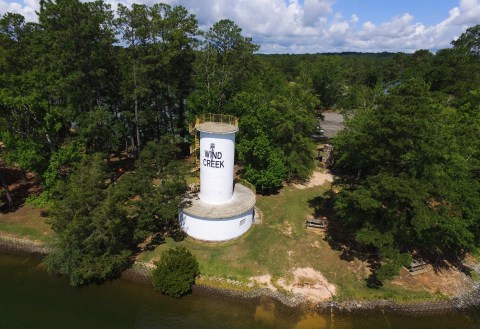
139, 183, 439, 302
0, 221, 50, 242
0, 181, 446, 302
0, 205, 52, 243
470, 271, 480, 282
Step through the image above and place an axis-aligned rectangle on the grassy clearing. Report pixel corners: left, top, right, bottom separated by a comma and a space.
0, 205, 52, 242
0, 180, 440, 302
139, 183, 437, 302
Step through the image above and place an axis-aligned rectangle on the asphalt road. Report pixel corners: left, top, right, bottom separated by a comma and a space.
320, 112, 344, 139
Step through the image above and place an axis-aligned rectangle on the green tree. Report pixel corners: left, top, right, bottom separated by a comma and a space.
231, 69, 318, 192
34, 141, 84, 205
133, 136, 189, 240
188, 19, 259, 115
45, 154, 135, 286
428, 25, 480, 104
116, 3, 151, 153
336, 83, 383, 115
403, 49, 434, 80
428, 48, 476, 102
116, 3, 199, 151
1, 2, 121, 205
0, 13, 52, 178
152, 246, 199, 297
297, 56, 349, 109
44, 136, 191, 285
240, 133, 287, 193
37, 0, 118, 123
452, 24, 480, 56
147, 4, 198, 138
333, 78, 480, 281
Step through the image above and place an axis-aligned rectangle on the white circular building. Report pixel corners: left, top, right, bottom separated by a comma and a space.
179, 114, 256, 242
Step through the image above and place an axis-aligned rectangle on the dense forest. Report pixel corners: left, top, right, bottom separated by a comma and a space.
1, 0, 479, 285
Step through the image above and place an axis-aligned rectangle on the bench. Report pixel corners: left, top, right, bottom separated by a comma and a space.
404, 258, 430, 276
305, 219, 328, 230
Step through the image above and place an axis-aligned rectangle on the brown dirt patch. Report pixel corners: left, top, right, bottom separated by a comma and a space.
391, 264, 472, 297
278, 267, 336, 303
0, 163, 42, 212
250, 268, 336, 303
293, 171, 333, 189
250, 274, 277, 291
281, 222, 294, 237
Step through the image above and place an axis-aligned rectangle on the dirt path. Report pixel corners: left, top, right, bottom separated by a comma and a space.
293, 171, 333, 189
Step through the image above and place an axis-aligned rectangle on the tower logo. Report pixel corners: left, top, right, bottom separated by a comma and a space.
203, 143, 224, 168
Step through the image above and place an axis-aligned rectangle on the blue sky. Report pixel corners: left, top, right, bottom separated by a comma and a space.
1, 0, 480, 53
332, 1, 458, 26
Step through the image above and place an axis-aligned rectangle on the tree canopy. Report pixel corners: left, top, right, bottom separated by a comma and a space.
45, 135, 189, 286
332, 78, 480, 280
45, 154, 135, 286
231, 71, 319, 192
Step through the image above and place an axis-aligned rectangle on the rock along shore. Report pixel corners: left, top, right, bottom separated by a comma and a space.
1, 234, 480, 315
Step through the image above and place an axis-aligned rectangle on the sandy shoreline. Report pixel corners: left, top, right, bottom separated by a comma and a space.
1, 234, 480, 315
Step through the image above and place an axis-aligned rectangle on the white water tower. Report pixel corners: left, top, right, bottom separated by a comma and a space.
179, 114, 256, 241
199, 128, 235, 204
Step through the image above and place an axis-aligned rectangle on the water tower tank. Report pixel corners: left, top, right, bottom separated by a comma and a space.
198, 129, 235, 204
179, 114, 256, 242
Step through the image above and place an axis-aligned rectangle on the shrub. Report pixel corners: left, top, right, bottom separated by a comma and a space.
152, 246, 200, 297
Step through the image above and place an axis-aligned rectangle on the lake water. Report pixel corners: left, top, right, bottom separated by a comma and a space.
1, 252, 479, 329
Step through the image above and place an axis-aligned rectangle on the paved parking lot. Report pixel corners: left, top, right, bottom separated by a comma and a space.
320, 112, 344, 139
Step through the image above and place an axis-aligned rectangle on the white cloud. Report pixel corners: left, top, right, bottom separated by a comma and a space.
350, 14, 358, 24
328, 21, 349, 35
303, 0, 334, 26
1, 0, 480, 53
453, 0, 480, 25
0, 0, 38, 21
361, 21, 376, 33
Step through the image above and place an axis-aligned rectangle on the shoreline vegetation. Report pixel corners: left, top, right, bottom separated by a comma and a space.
2, 234, 480, 315
0, 172, 480, 314
3, 162, 478, 307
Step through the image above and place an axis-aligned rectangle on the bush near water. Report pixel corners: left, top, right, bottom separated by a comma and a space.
152, 246, 200, 297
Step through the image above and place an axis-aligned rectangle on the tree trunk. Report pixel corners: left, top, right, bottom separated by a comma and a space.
133, 59, 141, 157
0, 169, 14, 209
134, 95, 140, 155
128, 135, 135, 158
178, 87, 186, 138
21, 169, 28, 184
